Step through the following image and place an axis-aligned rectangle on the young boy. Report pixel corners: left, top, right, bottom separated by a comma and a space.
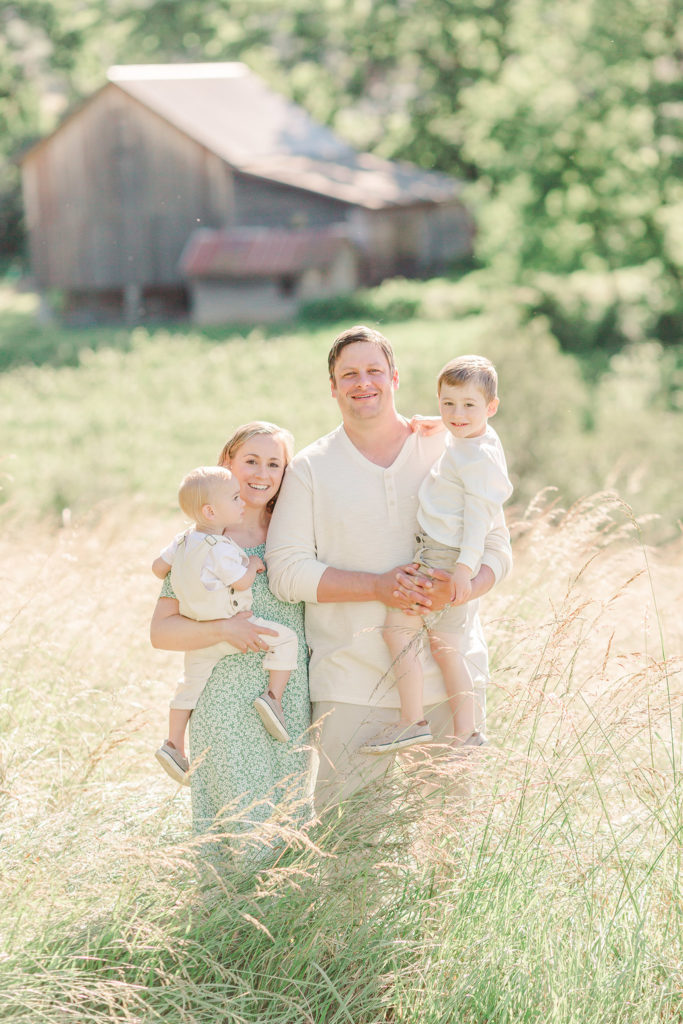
153, 466, 298, 785
361, 355, 512, 755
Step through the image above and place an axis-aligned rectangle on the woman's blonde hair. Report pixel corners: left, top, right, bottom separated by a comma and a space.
217, 421, 294, 513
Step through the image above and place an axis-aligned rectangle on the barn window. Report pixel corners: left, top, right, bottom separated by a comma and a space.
279, 275, 296, 297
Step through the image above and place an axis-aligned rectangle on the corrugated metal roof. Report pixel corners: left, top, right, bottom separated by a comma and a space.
107, 63, 461, 210
180, 225, 355, 278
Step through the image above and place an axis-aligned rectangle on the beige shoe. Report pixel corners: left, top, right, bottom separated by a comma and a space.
253, 691, 290, 742
359, 720, 433, 755
155, 741, 190, 785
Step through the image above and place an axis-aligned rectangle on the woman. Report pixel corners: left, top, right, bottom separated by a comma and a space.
150, 422, 312, 851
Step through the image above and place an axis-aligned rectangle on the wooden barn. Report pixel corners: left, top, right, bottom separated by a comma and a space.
21, 62, 474, 324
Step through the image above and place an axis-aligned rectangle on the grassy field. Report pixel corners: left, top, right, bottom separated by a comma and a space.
1, 280, 682, 539
1, 282, 683, 1021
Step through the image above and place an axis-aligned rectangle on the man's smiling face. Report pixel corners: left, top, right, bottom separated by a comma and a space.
330, 341, 399, 423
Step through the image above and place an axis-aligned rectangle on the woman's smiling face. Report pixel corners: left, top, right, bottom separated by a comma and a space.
226, 433, 288, 509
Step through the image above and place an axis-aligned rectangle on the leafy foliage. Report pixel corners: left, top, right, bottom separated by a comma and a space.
1, 0, 681, 351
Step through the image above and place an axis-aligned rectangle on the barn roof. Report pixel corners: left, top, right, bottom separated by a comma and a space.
106, 63, 461, 211
180, 226, 354, 278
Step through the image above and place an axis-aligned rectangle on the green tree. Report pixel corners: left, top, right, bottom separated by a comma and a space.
457, 0, 683, 286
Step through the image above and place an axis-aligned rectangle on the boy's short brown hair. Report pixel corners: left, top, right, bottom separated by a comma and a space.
437, 355, 498, 403
327, 325, 396, 380
178, 466, 234, 523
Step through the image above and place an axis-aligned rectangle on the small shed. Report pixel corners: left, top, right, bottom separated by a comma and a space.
180, 225, 358, 324
21, 62, 474, 324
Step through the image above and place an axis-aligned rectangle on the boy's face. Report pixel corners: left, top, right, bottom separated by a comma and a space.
438, 382, 499, 439
206, 475, 245, 530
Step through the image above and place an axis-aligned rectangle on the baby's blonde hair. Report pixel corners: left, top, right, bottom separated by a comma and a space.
178, 466, 234, 524
438, 355, 498, 403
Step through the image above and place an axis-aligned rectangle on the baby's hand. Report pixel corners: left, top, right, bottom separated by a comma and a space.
409, 414, 444, 436
248, 555, 266, 574
451, 564, 473, 605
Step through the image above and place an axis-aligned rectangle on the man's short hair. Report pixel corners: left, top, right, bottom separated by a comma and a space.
437, 355, 498, 403
327, 325, 397, 380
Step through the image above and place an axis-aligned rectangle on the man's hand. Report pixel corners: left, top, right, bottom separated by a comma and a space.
396, 564, 455, 613
409, 414, 444, 437
373, 563, 454, 613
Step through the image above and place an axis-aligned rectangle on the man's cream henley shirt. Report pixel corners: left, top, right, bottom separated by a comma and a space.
266, 425, 512, 709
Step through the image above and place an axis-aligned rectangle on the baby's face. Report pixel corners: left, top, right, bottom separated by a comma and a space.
210, 475, 245, 529
438, 382, 498, 439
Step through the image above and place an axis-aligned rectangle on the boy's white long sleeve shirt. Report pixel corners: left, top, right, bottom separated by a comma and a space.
417, 425, 513, 572
266, 425, 512, 708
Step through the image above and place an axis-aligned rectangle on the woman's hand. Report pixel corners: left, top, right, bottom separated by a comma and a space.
150, 598, 277, 653
219, 611, 277, 652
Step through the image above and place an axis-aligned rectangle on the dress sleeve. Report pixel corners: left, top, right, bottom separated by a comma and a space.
265, 459, 329, 604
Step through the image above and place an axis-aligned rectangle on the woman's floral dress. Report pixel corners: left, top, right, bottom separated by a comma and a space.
161, 543, 312, 851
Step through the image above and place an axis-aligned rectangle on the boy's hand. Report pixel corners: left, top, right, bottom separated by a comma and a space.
248, 555, 266, 573
451, 564, 473, 605
409, 414, 444, 436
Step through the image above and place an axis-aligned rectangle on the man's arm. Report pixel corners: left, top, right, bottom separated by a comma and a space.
315, 565, 424, 608
266, 460, 329, 604
478, 518, 513, 584
267, 459, 436, 611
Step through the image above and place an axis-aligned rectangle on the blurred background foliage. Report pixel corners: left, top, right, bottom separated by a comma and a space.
2, 0, 682, 355
1, 0, 682, 536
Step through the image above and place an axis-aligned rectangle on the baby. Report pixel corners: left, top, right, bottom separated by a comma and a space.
153, 465, 298, 784
362, 355, 512, 755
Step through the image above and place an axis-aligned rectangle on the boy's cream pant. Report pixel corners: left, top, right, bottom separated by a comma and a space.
170, 617, 298, 710
312, 690, 485, 809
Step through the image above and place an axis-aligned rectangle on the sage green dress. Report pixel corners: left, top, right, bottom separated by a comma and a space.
161, 543, 312, 851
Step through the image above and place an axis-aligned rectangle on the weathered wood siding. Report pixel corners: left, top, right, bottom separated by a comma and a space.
232, 173, 349, 229
352, 203, 474, 283
22, 84, 234, 290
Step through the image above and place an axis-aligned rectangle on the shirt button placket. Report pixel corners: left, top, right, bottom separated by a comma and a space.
385, 471, 398, 526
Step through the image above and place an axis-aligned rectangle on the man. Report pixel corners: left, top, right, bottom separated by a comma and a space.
266, 325, 512, 805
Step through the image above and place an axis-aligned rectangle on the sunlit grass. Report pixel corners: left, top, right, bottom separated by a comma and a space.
1, 493, 681, 1022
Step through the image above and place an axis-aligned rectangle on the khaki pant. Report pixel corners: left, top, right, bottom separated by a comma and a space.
312, 692, 485, 809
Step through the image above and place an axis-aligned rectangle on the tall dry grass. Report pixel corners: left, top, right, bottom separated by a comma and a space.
1, 492, 682, 1021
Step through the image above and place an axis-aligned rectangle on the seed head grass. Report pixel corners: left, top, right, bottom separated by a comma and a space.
1, 493, 682, 1022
